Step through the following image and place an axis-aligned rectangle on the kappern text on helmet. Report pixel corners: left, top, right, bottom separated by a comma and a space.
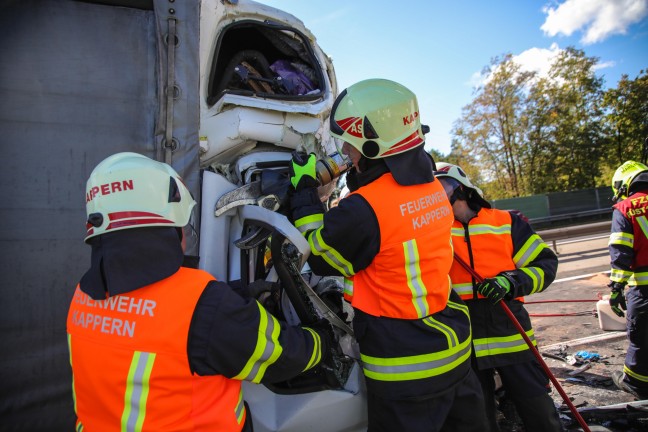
86, 179, 134, 203
399, 191, 452, 230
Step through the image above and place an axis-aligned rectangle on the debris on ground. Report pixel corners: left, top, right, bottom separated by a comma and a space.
496, 274, 648, 431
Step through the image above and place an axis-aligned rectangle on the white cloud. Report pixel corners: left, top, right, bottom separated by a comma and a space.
541, 0, 648, 44
511, 44, 563, 78
469, 44, 563, 88
593, 60, 616, 71
470, 44, 617, 89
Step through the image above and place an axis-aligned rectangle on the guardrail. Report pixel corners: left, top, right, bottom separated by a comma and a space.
537, 221, 611, 252
529, 208, 612, 227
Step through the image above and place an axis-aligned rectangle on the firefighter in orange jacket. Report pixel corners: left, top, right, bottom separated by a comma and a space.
288, 79, 487, 431
435, 163, 562, 432
67, 152, 330, 432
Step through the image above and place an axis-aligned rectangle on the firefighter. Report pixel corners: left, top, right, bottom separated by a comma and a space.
67, 152, 331, 431
288, 79, 487, 431
608, 160, 648, 400
434, 163, 563, 432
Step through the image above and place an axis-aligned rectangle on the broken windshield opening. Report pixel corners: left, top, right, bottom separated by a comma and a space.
207, 21, 324, 106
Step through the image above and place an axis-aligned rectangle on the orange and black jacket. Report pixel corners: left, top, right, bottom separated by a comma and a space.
67, 228, 324, 431
449, 208, 558, 369
291, 162, 473, 399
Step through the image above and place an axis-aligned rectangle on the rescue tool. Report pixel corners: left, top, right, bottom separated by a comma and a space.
453, 253, 592, 432
214, 152, 351, 216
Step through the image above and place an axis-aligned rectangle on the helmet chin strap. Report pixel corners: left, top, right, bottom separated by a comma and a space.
448, 186, 466, 205
449, 186, 479, 223
613, 184, 627, 203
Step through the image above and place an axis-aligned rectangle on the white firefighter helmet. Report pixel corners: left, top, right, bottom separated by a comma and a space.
329, 79, 425, 159
434, 162, 485, 197
84, 152, 195, 241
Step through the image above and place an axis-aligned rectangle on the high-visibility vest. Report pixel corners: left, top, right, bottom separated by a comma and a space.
67, 267, 245, 432
449, 209, 517, 301
612, 191, 648, 285
450, 209, 539, 364
347, 173, 454, 319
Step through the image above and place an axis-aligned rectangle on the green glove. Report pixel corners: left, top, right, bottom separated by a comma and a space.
290, 151, 319, 191
608, 281, 627, 317
477, 275, 512, 304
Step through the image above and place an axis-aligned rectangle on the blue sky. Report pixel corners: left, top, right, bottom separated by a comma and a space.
257, 0, 648, 155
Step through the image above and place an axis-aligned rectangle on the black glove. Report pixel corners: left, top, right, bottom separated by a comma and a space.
477, 274, 515, 304
607, 281, 627, 317
289, 151, 319, 191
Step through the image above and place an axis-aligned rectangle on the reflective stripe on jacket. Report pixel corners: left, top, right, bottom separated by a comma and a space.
67, 267, 245, 432
346, 173, 454, 319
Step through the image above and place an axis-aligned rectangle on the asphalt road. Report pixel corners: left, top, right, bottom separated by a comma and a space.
551, 233, 611, 280
515, 232, 648, 431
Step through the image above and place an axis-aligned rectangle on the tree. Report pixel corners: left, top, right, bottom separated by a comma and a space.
535, 47, 607, 191
523, 77, 557, 194
451, 54, 535, 198
603, 69, 648, 167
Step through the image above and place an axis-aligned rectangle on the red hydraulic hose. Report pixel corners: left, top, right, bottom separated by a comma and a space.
525, 299, 598, 304
454, 254, 591, 432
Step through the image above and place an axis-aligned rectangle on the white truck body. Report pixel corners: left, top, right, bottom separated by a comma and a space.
0, 0, 366, 430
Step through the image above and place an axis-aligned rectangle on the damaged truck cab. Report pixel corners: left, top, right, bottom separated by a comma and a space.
197, 2, 367, 431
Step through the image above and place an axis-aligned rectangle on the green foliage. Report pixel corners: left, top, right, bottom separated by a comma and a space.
449, 46, 641, 198
427, 147, 446, 164
603, 69, 648, 167
451, 54, 535, 199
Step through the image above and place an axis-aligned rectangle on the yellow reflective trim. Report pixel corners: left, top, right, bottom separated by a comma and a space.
637, 216, 648, 239
451, 227, 465, 237
423, 316, 457, 347
121, 351, 156, 432
473, 329, 536, 357
452, 282, 474, 297
624, 365, 648, 383
302, 327, 322, 371
468, 223, 511, 235
308, 228, 354, 277
360, 335, 471, 382
514, 234, 547, 268
233, 302, 283, 383
295, 213, 323, 234
609, 231, 634, 248
235, 388, 245, 424
343, 277, 354, 297
403, 239, 429, 318
67, 334, 77, 415
446, 299, 470, 317
520, 266, 545, 294
629, 271, 648, 286
610, 268, 632, 283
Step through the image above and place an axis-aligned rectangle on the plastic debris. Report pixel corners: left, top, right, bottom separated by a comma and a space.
566, 355, 581, 366
575, 350, 601, 362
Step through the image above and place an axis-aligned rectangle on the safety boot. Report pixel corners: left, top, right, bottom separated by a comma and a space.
612, 371, 648, 400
